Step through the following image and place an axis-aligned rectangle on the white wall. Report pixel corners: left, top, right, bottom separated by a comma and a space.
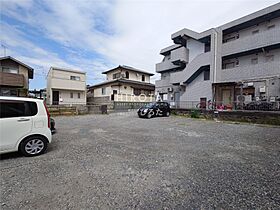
106, 69, 151, 83
187, 38, 205, 62
180, 72, 212, 101
51, 89, 86, 105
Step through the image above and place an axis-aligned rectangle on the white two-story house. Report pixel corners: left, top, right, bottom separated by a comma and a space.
46, 67, 86, 105
88, 65, 155, 103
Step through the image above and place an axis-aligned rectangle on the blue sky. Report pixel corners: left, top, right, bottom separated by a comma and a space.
1, 0, 279, 89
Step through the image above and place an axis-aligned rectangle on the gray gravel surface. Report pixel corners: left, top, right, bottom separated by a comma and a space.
1, 113, 280, 209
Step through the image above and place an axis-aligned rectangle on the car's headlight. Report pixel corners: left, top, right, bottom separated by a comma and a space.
143, 109, 148, 113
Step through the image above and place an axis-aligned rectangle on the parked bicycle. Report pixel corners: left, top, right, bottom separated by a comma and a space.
196, 100, 214, 109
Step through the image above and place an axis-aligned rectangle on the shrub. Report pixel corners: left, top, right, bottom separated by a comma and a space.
190, 109, 200, 118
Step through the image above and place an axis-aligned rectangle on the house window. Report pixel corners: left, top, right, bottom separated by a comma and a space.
133, 89, 141, 96
78, 92, 81, 99
251, 58, 258, 64
70, 92, 73, 98
252, 29, 259, 35
70, 76, 80, 81
204, 70, 210, 81
1, 67, 18, 74
142, 75, 145, 82
113, 73, 121, 79
125, 71, 129, 79
102, 87, 106, 95
265, 55, 274, 62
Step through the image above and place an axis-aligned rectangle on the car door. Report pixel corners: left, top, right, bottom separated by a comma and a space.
0, 100, 33, 152
156, 103, 164, 116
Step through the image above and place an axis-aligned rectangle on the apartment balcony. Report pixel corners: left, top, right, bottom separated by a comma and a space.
170, 46, 189, 65
0, 72, 24, 87
170, 52, 211, 84
50, 78, 86, 91
156, 60, 182, 73
220, 61, 280, 82
155, 79, 170, 88
222, 27, 280, 57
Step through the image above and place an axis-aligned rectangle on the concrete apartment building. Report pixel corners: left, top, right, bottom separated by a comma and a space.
0, 56, 34, 97
155, 3, 280, 108
88, 65, 155, 103
46, 67, 86, 105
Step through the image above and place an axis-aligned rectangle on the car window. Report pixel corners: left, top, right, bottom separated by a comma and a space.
143, 103, 155, 108
0, 100, 38, 119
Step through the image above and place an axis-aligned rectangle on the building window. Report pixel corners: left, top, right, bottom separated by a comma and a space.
102, 87, 106, 95
70, 92, 73, 98
223, 32, 239, 43
1, 67, 18, 74
204, 43, 210, 52
252, 29, 259, 35
267, 24, 275, 30
125, 71, 129, 79
133, 89, 141, 96
78, 92, 81, 98
265, 55, 274, 62
223, 62, 235, 69
204, 70, 210, 81
70, 76, 80, 81
113, 73, 121, 79
251, 58, 258, 64
0, 88, 18, 96
142, 75, 145, 82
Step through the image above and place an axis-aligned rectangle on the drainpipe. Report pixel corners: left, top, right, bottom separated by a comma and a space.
212, 28, 218, 103
213, 28, 218, 84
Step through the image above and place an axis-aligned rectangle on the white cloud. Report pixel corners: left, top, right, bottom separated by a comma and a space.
1, 0, 279, 88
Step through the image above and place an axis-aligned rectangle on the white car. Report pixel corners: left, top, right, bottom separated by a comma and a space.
0, 96, 52, 156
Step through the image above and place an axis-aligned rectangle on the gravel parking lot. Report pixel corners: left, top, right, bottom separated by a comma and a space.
1, 113, 280, 209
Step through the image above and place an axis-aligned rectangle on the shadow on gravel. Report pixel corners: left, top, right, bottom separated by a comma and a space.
0, 152, 22, 160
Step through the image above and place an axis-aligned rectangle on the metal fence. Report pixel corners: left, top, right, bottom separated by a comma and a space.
113, 101, 152, 112
171, 100, 280, 111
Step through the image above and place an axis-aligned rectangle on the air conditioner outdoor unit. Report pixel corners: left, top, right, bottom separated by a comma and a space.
167, 87, 173, 92
260, 86, 266, 93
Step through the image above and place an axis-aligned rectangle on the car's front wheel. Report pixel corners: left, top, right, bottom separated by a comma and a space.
165, 111, 170, 117
19, 136, 48, 157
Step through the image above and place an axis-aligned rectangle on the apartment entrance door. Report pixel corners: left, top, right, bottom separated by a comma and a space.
52, 91, 59, 105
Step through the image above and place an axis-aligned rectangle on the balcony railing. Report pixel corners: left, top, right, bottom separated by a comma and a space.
0, 72, 25, 87
220, 61, 280, 82
50, 78, 86, 91
156, 60, 181, 73
222, 27, 280, 57
170, 46, 189, 64
155, 79, 170, 88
